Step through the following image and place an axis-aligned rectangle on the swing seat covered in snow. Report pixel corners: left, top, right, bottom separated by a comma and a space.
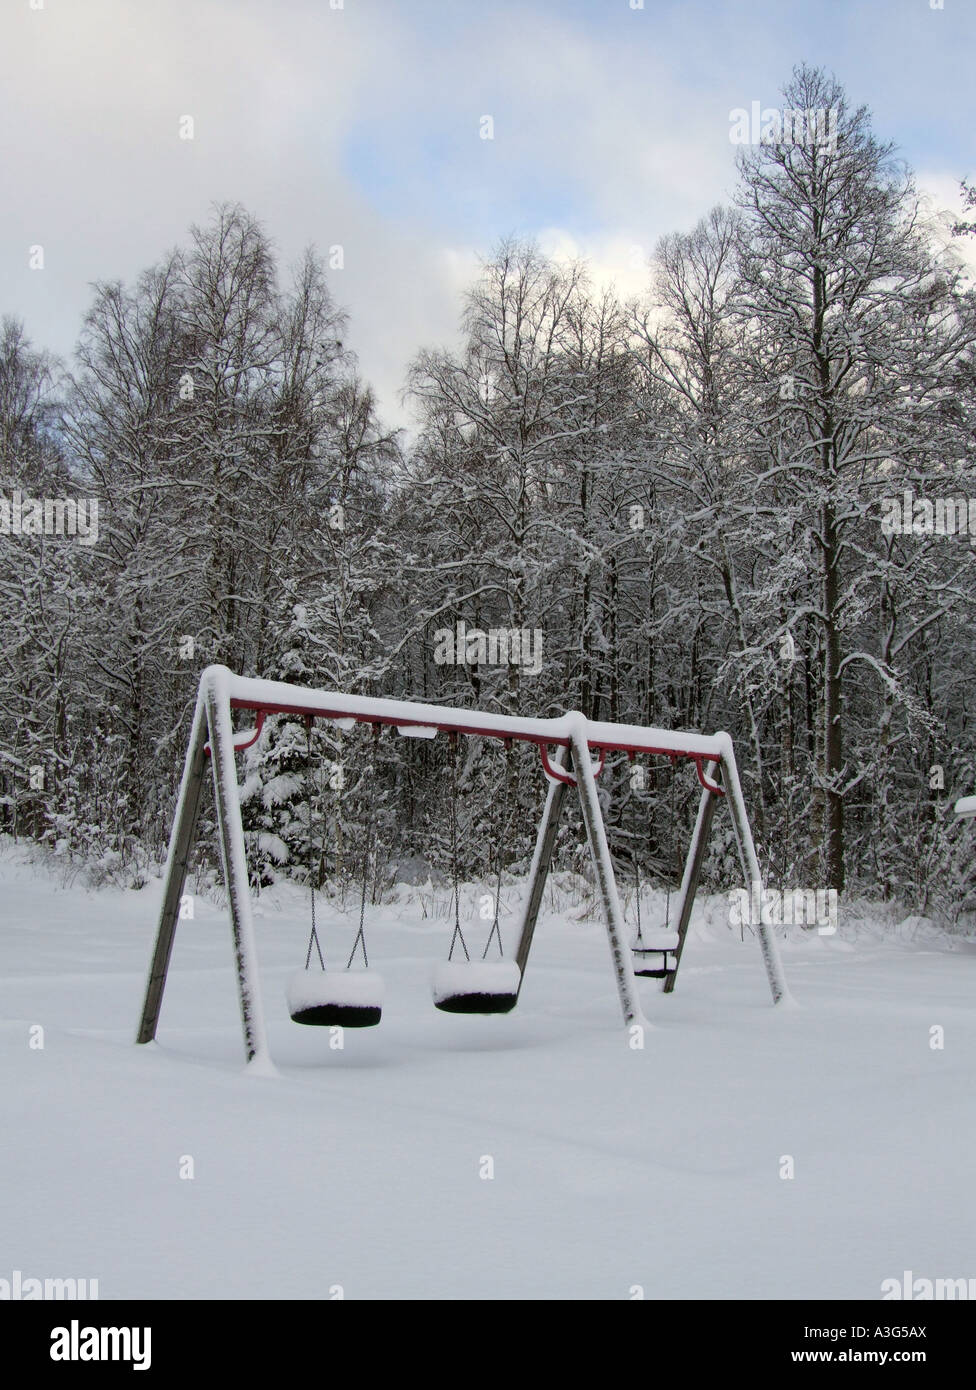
286, 969, 384, 1028
431, 960, 521, 1015
632, 930, 679, 979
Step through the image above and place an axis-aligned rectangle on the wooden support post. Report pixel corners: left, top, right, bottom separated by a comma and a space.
514, 768, 569, 989
136, 693, 209, 1044
663, 759, 720, 995
568, 717, 646, 1030
717, 736, 790, 1005
204, 671, 272, 1068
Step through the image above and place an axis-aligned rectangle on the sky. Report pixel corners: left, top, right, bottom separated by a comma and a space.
1, 0, 974, 434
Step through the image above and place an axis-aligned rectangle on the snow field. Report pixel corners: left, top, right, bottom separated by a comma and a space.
1, 842, 973, 1300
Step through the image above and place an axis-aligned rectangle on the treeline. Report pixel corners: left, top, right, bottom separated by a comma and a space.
3, 66, 976, 921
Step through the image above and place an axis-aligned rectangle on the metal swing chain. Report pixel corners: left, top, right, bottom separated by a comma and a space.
482, 741, 513, 960
447, 734, 469, 963
304, 718, 326, 972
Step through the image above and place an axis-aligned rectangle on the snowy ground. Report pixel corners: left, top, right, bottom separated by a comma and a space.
2, 839, 974, 1301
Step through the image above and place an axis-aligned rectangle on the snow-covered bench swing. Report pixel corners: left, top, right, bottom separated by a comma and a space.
136, 666, 788, 1068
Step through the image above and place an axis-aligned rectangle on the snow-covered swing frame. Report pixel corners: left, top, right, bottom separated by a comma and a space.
136, 665, 788, 1067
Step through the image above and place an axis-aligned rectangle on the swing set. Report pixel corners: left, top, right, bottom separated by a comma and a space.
136, 665, 788, 1067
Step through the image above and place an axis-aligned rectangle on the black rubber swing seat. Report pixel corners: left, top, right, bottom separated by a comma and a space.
431, 961, 521, 1015
290, 1001, 382, 1027
632, 930, 680, 979
435, 990, 518, 1015
286, 970, 383, 1028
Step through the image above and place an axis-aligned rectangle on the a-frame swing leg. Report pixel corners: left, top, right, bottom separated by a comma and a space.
717, 739, 791, 1006
137, 692, 209, 1045
513, 771, 569, 990
204, 673, 272, 1067
568, 718, 646, 1030
137, 668, 273, 1068
662, 759, 720, 995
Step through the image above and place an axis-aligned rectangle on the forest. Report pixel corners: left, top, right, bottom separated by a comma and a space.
3, 66, 976, 923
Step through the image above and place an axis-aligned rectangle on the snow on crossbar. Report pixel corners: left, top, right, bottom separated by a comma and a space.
136, 665, 789, 1066
220, 671, 728, 791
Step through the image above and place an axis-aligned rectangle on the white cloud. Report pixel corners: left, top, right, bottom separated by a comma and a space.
916, 172, 976, 277
2, 0, 974, 434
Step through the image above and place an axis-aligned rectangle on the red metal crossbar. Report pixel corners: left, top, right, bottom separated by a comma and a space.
216, 697, 724, 795
539, 742, 609, 786
203, 709, 266, 759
